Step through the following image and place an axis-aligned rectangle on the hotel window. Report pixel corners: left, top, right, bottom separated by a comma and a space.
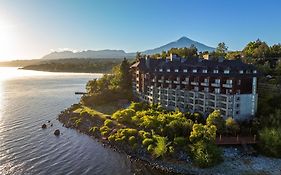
167, 69, 170, 72
253, 70, 257, 74
237, 79, 241, 85
204, 87, 209, 92
194, 86, 199, 91
224, 70, 230, 74
183, 69, 188, 73
192, 69, 197, 73
215, 88, 220, 94
213, 69, 219, 73
215, 79, 220, 83
159, 69, 163, 72
203, 69, 208, 73
226, 79, 233, 84
239, 70, 243, 74
175, 69, 179, 72
204, 78, 209, 83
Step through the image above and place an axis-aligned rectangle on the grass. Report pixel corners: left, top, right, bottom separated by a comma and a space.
94, 102, 121, 115
74, 105, 111, 121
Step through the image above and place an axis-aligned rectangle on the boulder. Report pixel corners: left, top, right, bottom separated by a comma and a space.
54, 129, 60, 136
42, 124, 47, 129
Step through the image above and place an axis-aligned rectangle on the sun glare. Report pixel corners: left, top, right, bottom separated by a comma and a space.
0, 20, 18, 60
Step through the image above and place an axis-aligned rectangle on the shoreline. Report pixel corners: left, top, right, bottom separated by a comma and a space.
58, 104, 281, 175
19, 67, 108, 74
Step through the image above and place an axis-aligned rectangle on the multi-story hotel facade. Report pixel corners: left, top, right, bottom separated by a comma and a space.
131, 55, 259, 121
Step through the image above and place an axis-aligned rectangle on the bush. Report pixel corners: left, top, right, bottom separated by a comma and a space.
104, 119, 114, 127
100, 125, 111, 136
190, 124, 217, 143
173, 137, 188, 147
142, 138, 154, 147
259, 127, 281, 157
153, 136, 168, 158
147, 144, 154, 152
89, 126, 98, 133
74, 118, 82, 126
191, 141, 222, 168
138, 130, 151, 139
112, 109, 136, 124
129, 136, 136, 145
108, 135, 115, 142
168, 146, 175, 155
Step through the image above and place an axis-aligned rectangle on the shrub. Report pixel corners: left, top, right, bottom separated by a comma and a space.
129, 136, 136, 145
147, 144, 154, 152
112, 109, 136, 124
174, 137, 188, 147
74, 118, 82, 126
259, 127, 281, 157
104, 119, 114, 127
89, 126, 98, 133
190, 124, 217, 143
153, 136, 168, 158
108, 135, 115, 142
100, 125, 111, 136
138, 130, 151, 139
142, 138, 154, 147
122, 128, 138, 136
191, 141, 222, 168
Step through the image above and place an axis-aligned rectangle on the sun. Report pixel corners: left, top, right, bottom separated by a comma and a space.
0, 21, 18, 60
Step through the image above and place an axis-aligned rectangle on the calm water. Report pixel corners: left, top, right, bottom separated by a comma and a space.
0, 67, 160, 175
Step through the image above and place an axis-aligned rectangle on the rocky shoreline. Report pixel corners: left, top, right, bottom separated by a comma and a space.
58, 105, 281, 175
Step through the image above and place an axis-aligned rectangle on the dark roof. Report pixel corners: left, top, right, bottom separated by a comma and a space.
133, 57, 259, 77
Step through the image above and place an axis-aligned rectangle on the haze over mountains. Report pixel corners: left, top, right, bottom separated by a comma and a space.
42, 37, 215, 59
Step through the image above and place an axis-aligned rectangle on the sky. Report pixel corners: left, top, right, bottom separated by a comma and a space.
0, 0, 281, 60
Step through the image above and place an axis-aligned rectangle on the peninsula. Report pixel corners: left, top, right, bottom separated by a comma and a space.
58, 42, 281, 174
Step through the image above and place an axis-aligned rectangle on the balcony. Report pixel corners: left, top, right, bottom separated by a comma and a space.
223, 84, 233, 88
165, 80, 172, 83
182, 81, 189, 85
201, 82, 209, 86
152, 79, 156, 82
191, 81, 199, 86
173, 80, 180, 84
211, 83, 220, 87
158, 79, 164, 83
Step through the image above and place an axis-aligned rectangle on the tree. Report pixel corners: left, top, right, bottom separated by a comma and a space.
215, 42, 228, 57
242, 39, 270, 59
206, 110, 225, 134
189, 123, 217, 143
191, 141, 222, 168
225, 117, 240, 135
259, 128, 281, 157
269, 44, 281, 58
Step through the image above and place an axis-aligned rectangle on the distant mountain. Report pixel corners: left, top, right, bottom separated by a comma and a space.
42, 50, 135, 59
41, 36, 215, 59
142, 36, 215, 55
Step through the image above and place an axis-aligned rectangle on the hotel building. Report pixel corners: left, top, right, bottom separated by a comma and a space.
131, 55, 259, 121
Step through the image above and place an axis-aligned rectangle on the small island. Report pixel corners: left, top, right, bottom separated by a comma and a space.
58, 47, 281, 174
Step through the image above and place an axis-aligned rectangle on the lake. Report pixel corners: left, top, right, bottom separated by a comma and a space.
0, 67, 162, 175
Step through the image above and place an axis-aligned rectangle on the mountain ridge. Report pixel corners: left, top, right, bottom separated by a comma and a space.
42, 36, 215, 59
